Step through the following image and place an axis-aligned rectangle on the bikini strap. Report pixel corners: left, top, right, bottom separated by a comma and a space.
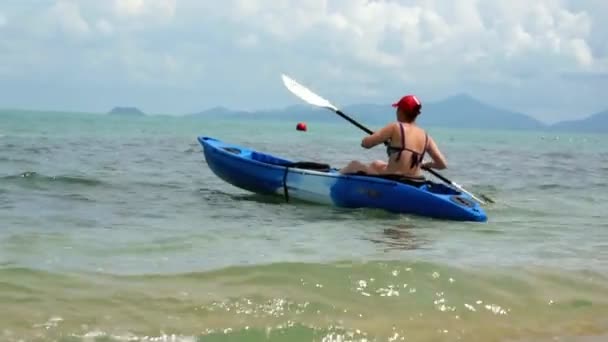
408, 130, 428, 168
399, 123, 405, 150
395, 123, 405, 161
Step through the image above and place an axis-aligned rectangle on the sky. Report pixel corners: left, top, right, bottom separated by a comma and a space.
0, 0, 606, 123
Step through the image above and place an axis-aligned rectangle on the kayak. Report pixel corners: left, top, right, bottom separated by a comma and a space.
197, 136, 488, 222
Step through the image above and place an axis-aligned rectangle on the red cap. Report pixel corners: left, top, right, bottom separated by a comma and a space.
392, 95, 421, 113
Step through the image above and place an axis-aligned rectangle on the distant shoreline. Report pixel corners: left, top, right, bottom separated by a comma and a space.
1, 93, 606, 133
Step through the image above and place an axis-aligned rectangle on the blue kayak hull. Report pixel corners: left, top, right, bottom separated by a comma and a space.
197, 136, 488, 222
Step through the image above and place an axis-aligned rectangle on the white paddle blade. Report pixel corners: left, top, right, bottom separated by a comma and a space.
281, 74, 338, 112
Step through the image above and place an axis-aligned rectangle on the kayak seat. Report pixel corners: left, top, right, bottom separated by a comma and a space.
250, 151, 332, 172
286, 161, 331, 172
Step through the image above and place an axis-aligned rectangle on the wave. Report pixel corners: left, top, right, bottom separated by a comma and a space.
537, 183, 572, 190
183, 146, 200, 154
128, 180, 185, 191
2, 171, 106, 187
504, 182, 579, 192
2, 260, 607, 294
198, 187, 285, 204
20, 146, 53, 154
1, 261, 607, 341
540, 151, 579, 159
534, 180, 607, 191
0, 156, 39, 163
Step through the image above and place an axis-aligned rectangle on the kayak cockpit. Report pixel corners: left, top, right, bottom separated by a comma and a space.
250, 151, 333, 172
248, 149, 463, 196
251, 151, 292, 166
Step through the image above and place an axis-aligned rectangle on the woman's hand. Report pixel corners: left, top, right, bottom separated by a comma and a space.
361, 123, 395, 149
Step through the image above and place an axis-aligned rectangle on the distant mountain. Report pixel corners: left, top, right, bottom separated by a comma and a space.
418, 94, 546, 130
549, 110, 608, 133
108, 106, 145, 116
189, 104, 341, 122
190, 94, 546, 130
190, 106, 251, 118
339, 94, 546, 130
188, 95, 607, 133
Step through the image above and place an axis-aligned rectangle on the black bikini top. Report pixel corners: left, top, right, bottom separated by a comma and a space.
386, 123, 428, 168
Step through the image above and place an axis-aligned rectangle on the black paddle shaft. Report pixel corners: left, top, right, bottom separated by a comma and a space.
336, 110, 374, 135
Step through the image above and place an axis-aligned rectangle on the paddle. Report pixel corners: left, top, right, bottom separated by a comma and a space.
281, 73, 494, 205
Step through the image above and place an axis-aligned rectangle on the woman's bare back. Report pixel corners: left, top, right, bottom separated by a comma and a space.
383, 122, 429, 176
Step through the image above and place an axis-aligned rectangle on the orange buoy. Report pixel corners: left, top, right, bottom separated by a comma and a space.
296, 122, 307, 131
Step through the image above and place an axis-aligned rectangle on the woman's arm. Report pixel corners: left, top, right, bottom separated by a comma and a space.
361, 123, 394, 149
421, 136, 448, 170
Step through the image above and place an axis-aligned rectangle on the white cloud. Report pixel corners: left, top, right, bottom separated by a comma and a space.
96, 19, 113, 36
236, 33, 258, 48
196, 0, 603, 96
49, 0, 90, 37
569, 38, 594, 67
114, 0, 144, 16
233, 0, 261, 17
0, 0, 606, 119
113, 0, 176, 21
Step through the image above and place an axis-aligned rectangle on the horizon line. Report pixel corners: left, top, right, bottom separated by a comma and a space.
1, 91, 606, 126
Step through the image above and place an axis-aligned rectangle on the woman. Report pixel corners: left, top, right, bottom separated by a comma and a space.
339, 94, 447, 180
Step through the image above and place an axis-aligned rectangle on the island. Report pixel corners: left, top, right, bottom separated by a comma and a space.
107, 106, 146, 117
550, 110, 608, 133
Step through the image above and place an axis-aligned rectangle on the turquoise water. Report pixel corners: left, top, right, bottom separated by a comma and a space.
1, 110, 607, 341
